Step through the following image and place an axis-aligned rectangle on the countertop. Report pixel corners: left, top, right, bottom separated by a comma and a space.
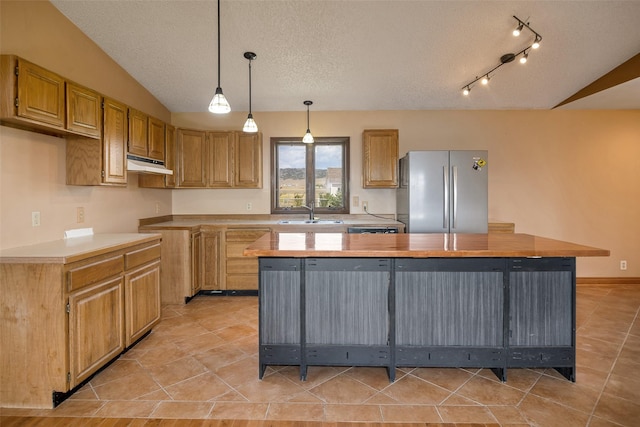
138, 215, 404, 231
0, 233, 162, 264
243, 232, 610, 258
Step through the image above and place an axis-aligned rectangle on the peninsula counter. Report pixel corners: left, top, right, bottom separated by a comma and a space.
244, 233, 609, 382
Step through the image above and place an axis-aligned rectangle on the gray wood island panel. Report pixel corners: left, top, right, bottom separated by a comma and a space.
247, 233, 609, 383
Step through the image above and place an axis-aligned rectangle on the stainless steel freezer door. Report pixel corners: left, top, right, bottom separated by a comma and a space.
449, 150, 488, 233
408, 151, 450, 233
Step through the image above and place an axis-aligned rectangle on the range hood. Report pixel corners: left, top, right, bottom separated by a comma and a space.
126, 155, 173, 175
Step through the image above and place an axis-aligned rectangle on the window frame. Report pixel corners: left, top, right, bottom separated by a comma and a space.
270, 136, 350, 215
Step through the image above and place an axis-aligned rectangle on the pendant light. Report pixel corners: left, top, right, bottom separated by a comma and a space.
208, 0, 230, 114
302, 100, 314, 144
242, 52, 258, 133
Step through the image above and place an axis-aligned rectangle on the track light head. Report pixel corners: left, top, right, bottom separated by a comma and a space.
520, 51, 529, 64
532, 36, 541, 49
463, 86, 470, 96
481, 75, 489, 85
513, 22, 524, 36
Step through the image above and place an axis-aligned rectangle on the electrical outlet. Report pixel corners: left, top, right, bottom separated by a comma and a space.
77, 207, 85, 223
353, 196, 359, 207
620, 260, 627, 270
32, 211, 41, 227
247, 202, 252, 211
362, 201, 368, 212
155, 202, 160, 214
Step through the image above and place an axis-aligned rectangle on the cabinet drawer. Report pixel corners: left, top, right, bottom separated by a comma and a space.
227, 241, 260, 258
67, 255, 124, 292
225, 229, 269, 242
125, 244, 161, 270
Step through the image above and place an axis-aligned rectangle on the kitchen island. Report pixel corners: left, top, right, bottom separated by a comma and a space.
244, 232, 609, 383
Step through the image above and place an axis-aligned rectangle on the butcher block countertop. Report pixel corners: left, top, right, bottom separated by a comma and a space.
243, 232, 610, 258
0, 233, 161, 264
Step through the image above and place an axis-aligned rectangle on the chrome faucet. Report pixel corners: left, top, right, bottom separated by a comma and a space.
302, 201, 315, 220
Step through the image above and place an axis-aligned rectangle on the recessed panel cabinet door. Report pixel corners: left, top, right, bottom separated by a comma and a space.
177, 129, 207, 187
103, 98, 128, 184
207, 131, 234, 187
17, 58, 65, 128
235, 132, 262, 188
362, 129, 398, 188
148, 116, 165, 161
128, 108, 148, 157
66, 82, 101, 138
125, 261, 161, 347
68, 277, 124, 388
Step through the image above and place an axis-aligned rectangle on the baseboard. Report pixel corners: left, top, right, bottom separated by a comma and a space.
577, 277, 640, 286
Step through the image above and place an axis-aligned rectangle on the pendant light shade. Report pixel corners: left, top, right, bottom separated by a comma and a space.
208, 0, 230, 114
242, 52, 258, 133
302, 100, 314, 144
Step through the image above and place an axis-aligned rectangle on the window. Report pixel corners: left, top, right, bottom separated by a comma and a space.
271, 137, 349, 214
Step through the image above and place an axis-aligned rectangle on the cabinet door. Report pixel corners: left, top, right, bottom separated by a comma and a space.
68, 277, 124, 387
235, 132, 263, 188
207, 131, 234, 187
125, 261, 161, 347
103, 97, 128, 184
362, 129, 399, 188
202, 231, 221, 290
177, 129, 207, 187
66, 82, 101, 138
191, 232, 202, 295
148, 116, 165, 161
164, 124, 176, 187
128, 108, 148, 157
16, 58, 65, 127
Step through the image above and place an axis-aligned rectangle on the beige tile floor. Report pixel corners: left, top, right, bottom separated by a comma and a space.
2, 284, 639, 426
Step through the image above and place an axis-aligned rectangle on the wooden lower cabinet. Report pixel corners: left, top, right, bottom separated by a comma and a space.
225, 228, 269, 290
0, 236, 161, 409
68, 277, 124, 387
139, 228, 202, 304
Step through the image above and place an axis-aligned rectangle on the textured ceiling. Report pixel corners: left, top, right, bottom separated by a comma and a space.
50, 0, 640, 113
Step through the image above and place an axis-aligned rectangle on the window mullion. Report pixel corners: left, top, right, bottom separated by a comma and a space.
306, 143, 315, 206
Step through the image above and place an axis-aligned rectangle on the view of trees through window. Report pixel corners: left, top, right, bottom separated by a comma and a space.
271, 137, 349, 214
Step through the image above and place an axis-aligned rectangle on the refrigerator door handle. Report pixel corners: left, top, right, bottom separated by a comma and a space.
443, 166, 449, 229
452, 166, 458, 229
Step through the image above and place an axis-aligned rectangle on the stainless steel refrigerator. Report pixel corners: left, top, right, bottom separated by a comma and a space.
396, 150, 488, 233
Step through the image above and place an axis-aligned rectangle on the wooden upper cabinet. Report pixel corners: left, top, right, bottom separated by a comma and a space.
207, 131, 234, 187
148, 116, 165, 161
66, 82, 101, 138
102, 98, 128, 185
362, 129, 399, 188
235, 132, 263, 188
66, 97, 127, 186
127, 108, 148, 157
177, 128, 207, 187
16, 58, 65, 128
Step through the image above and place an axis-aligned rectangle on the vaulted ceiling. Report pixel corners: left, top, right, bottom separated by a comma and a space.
51, 0, 640, 113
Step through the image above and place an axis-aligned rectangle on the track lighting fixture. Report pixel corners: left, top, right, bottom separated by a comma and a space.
460, 15, 542, 96
302, 100, 314, 144
208, 0, 230, 114
242, 52, 258, 133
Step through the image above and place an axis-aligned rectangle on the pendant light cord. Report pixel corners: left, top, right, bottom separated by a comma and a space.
217, 0, 221, 88
248, 59, 252, 114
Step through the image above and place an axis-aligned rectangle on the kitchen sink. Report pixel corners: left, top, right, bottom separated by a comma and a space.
277, 219, 344, 225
